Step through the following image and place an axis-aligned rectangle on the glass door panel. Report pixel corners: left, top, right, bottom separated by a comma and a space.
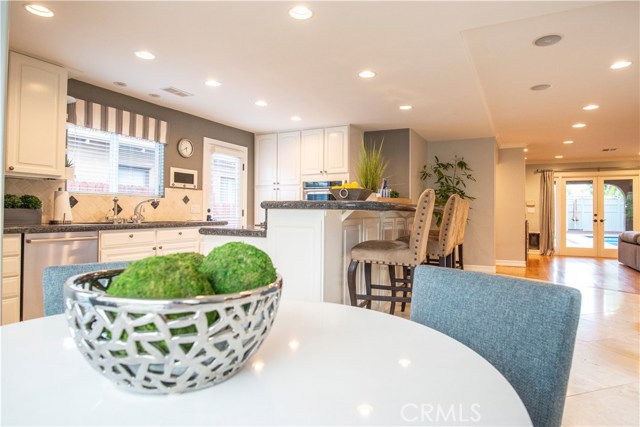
600, 177, 637, 257
563, 179, 596, 254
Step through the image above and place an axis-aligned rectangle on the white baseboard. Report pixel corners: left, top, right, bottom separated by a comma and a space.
465, 265, 497, 274
496, 260, 527, 268
528, 249, 541, 255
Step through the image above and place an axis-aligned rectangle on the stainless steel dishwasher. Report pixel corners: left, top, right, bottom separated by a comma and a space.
23, 231, 98, 320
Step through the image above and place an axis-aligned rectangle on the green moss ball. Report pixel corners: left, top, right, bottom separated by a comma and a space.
200, 242, 277, 294
107, 252, 214, 299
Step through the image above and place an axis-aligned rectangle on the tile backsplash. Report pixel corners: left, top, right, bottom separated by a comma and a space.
5, 178, 204, 223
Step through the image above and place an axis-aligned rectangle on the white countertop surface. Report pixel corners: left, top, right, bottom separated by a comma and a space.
0, 300, 531, 426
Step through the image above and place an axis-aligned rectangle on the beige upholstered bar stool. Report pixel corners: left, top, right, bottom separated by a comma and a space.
453, 198, 470, 269
425, 193, 461, 267
347, 189, 435, 314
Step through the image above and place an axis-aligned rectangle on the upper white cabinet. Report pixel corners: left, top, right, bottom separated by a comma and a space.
254, 132, 301, 224
301, 125, 362, 179
5, 52, 68, 178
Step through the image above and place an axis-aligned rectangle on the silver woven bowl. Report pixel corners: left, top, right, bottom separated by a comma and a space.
330, 187, 373, 201
63, 269, 282, 394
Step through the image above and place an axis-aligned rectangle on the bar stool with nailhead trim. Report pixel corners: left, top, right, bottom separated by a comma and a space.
347, 188, 435, 314
425, 194, 461, 267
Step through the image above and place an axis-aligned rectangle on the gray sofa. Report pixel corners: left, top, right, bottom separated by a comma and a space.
618, 232, 640, 271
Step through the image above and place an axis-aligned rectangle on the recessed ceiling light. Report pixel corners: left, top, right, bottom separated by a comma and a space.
583, 104, 599, 110
555, 155, 564, 159
530, 84, 551, 91
524, 157, 528, 160
134, 51, 155, 60
291, 116, 302, 121
563, 140, 574, 144
205, 79, 221, 87
399, 105, 412, 110
572, 123, 586, 128
113, 81, 127, 87
255, 100, 268, 107
610, 60, 632, 69
523, 148, 528, 152
534, 34, 562, 47
24, 4, 54, 17
358, 70, 376, 79
148, 94, 160, 98
289, 6, 313, 20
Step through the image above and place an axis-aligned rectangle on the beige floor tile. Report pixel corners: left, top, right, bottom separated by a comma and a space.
567, 339, 640, 396
563, 382, 640, 426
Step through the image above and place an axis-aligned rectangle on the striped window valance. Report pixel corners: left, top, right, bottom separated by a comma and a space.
67, 98, 168, 144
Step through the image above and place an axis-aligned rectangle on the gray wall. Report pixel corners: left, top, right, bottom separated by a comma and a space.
496, 148, 526, 264
0, 2, 8, 229
363, 129, 410, 197
427, 137, 497, 270
68, 79, 255, 224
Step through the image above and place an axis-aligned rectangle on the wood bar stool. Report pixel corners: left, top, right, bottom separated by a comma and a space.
347, 189, 435, 314
425, 193, 461, 267
453, 198, 470, 269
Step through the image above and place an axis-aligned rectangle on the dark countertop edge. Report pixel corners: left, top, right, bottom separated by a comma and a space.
3, 221, 228, 234
260, 200, 416, 212
198, 227, 267, 238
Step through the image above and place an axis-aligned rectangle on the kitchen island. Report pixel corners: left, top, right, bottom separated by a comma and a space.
200, 200, 416, 304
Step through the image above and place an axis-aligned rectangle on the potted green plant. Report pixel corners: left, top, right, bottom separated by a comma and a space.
357, 138, 388, 193
65, 155, 75, 180
4, 194, 43, 225
420, 155, 475, 225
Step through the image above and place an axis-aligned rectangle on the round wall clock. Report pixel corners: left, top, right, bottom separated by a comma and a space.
177, 138, 194, 158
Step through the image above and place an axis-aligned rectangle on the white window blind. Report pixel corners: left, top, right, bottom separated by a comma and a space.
66, 124, 164, 196
210, 152, 242, 227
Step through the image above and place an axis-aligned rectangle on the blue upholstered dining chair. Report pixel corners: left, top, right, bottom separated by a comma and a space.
43, 261, 130, 316
410, 266, 581, 427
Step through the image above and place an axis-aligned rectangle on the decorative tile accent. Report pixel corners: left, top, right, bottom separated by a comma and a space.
69, 196, 78, 208
115, 204, 123, 215
182, 195, 190, 204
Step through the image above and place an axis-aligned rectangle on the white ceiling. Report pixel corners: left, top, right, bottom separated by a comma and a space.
8, 1, 639, 163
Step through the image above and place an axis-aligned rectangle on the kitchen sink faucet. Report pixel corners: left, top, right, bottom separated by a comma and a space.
130, 198, 160, 223
105, 196, 125, 224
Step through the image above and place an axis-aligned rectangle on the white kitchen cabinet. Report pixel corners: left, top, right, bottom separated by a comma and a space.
99, 228, 201, 262
254, 132, 301, 223
5, 51, 68, 178
301, 125, 362, 180
2, 235, 22, 324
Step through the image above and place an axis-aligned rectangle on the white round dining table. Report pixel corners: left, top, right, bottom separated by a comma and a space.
0, 300, 531, 426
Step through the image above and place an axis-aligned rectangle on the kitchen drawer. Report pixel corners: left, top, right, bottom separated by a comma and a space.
1, 297, 20, 325
156, 228, 200, 243
2, 256, 20, 278
2, 276, 20, 298
2, 235, 21, 256
100, 230, 156, 248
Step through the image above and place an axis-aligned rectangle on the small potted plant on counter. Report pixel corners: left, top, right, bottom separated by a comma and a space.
4, 194, 43, 225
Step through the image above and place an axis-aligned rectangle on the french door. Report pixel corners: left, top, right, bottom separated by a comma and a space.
558, 173, 639, 257
203, 138, 248, 228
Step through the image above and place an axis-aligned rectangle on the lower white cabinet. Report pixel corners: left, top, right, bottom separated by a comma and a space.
99, 228, 201, 262
2, 235, 22, 324
254, 184, 301, 225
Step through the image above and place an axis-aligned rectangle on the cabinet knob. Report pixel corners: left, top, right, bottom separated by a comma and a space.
8, 166, 14, 171
152, 246, 156, 250
320, 170, 322, 174
178, 231, 182, 235
158, 245, 163, 249
273, 182, 276, 185
129, 234, 134, 238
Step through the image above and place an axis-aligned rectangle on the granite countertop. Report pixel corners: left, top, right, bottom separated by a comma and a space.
198, 225, 267, 238
260, 200, 416, 212
3, 220, 227, 234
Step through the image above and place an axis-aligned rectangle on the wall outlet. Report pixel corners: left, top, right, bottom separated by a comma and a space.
191, 204, 201, 214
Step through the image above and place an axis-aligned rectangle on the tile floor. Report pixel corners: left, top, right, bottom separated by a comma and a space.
371, 258, 640, 426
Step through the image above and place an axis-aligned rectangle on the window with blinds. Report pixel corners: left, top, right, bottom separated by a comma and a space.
210, 152, 243, 227
66, 124, 164, 196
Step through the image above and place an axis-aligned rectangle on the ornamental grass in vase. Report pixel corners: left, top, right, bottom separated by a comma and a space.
357, 138, 388, 193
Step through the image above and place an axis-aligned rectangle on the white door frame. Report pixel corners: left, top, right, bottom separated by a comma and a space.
556, 170, 639, 257
202, 137, 248, 228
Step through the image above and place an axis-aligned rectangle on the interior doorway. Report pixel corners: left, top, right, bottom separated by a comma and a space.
557, 173, 638, 258
202, 138, 248, 228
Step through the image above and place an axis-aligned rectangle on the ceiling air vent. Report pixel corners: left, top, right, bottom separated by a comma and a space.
162, 87, 194, 97
601, 148, 618, 152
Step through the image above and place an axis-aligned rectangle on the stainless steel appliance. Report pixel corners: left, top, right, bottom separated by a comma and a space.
22, 231, 98, 320
302, 181, 342, 201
